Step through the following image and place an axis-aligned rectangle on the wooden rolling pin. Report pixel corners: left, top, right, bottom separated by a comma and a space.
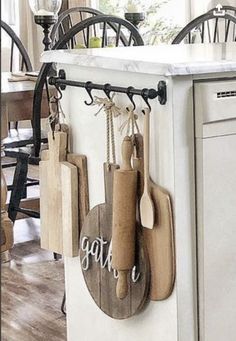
112, 136, 137, 299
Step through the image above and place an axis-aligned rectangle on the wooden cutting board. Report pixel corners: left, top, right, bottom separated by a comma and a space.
41, 150, 89, 238
79, 164, 150, 319
134, 134, 175, 300
67, 153, 89, 234
40, 131, 80, 256
40, 131, 67, 254
61, 161, 78, 257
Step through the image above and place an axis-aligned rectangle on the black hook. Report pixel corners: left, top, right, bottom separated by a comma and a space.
104, 83, 111, 100
126, 86, 136, 111
141, 88, 151, 113
51, 83, 63, 102
84, 81, 94, 106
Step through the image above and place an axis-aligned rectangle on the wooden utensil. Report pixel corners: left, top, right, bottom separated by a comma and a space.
80, 164, 149, 319
40, 131, 79, 256
140, 108, 154, 229
112, 136, 137, 299
134, 133, 175, 300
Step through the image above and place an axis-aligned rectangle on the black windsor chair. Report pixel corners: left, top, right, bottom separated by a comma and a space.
172, 6, 236, 44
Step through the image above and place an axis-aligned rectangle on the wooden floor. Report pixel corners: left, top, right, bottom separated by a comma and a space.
2, 160, 66, 341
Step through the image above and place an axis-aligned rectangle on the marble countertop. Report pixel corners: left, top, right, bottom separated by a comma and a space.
41, 43, 236, 76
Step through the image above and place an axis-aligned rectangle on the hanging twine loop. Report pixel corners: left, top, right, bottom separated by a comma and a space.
119, 106, 140, 141
48, 96, 66, 138
119, 106, 140, 159
93, 93, 122, 169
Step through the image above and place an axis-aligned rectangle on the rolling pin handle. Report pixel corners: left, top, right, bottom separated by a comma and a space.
121, 136, 133, 171
116, 270, 129, 299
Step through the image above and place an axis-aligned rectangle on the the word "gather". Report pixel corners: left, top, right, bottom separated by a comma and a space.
80, 236, 140, 283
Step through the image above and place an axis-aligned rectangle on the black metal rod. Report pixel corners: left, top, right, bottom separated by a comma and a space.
49, 77, 159, 100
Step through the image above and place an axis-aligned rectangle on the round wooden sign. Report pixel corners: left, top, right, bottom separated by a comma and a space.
79, 164, 150, 319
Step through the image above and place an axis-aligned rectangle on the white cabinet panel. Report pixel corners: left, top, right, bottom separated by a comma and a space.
196, 134, 236, 341
195, 81, 236, 124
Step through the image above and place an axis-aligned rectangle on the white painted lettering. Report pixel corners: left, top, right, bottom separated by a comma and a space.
80, 236, 141, 283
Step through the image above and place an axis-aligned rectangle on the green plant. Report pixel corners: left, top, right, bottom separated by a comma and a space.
99, 0, 180, 44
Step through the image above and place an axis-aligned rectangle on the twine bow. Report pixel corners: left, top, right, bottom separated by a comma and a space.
93, 93, 121, 118
119, 106, 140, 139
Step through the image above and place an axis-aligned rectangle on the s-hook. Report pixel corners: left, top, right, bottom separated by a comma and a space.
104, 83, 112, 100
141, 88, 151, 113
84, 81, 94, 105
54, 83, 63, 101
126, 86, 136, 111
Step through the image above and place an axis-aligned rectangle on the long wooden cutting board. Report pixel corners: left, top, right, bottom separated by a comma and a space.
40, 131, 67, 254
134, 133, 175, 300
61, 161, 78, 257
40, 131, 79, 256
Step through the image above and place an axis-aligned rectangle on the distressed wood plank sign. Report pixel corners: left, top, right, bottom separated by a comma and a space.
79, 164, 150, 319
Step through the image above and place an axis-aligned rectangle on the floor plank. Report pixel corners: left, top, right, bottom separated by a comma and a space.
1, 218, 66, 341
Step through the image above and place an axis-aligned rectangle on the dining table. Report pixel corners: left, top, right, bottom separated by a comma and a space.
1, 71, 49, 259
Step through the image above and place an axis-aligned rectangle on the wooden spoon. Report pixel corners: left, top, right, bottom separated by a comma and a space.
140, 108, 154, 229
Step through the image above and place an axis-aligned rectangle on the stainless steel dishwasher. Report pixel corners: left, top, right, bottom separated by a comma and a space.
194, 78, 236, 341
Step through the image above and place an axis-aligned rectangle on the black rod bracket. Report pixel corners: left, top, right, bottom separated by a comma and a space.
157, 80, 167, 105
48, 69, 167, 105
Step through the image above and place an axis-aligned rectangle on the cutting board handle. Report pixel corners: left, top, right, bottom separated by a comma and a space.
143, 108, 150, 192
48, 131, 67, 163
121, 136, 133, 171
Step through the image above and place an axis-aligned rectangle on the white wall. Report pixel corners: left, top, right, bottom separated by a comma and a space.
1, 0, 19, 71
157, 0, 236, 27
158, 0, 190, 26
190, 0, 236, 18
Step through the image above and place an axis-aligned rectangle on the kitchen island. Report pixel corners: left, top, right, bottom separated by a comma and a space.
41, 43, 236, 341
